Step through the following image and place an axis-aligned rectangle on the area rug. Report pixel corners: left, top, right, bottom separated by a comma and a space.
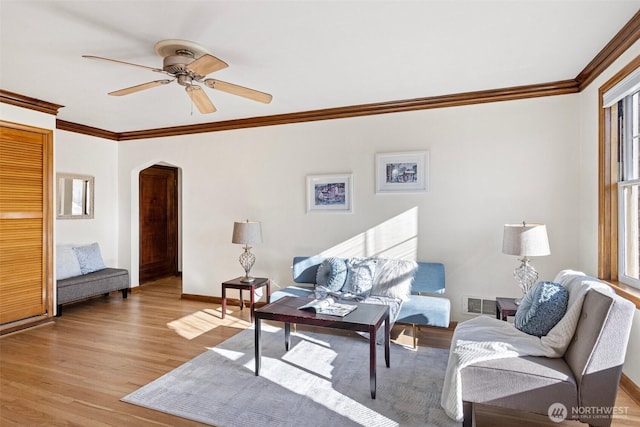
122, 324, 459, 427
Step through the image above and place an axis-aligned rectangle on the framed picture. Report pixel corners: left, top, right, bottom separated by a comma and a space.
375, 151, 429, 193
306, 173, 353, 213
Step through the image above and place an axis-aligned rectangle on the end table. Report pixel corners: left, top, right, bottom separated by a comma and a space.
221, 277, 270, 322
495, 297, 518, 321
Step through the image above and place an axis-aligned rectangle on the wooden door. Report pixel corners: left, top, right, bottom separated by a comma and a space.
139, 165, 178, 283
0, 121, 53, 327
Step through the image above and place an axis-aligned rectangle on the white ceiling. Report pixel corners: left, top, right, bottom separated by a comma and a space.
1, 1, 639, 133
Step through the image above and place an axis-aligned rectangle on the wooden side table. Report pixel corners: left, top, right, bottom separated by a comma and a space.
221, 277, 270, 322
495, 297, 518, 321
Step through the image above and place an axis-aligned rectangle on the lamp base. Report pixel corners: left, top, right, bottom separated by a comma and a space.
514, 257, 538, 296
238, 245, 256, 284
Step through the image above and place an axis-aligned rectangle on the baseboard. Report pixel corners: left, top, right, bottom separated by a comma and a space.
181, 293, 220, 304
181, 293, 269, 308
621, 373, 640, 406
1, 316, 54, 336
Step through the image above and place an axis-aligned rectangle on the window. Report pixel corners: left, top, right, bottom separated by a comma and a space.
617, 91, 640, 288
599, 57, 640, 291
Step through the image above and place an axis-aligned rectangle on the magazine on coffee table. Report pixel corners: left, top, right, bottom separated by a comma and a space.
298, 297, 357, 317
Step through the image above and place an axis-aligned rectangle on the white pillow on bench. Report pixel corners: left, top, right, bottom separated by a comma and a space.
56, 245, 82, 280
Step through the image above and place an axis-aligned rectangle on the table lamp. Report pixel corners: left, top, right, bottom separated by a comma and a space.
502, 222, 550, 301
232, 220, 262, 282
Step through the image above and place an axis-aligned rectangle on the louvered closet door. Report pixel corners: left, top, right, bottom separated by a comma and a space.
0, 122, 53, 325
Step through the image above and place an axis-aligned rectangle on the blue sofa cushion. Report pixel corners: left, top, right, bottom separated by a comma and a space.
270, 285, 314, 302
516, 281, 569, 337
315, 257, 348, 291
396, 294, 451, 328
342, 257, 378, 296
412, 262, 446, 294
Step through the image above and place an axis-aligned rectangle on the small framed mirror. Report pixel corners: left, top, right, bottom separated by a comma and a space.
56, 173, 94, 219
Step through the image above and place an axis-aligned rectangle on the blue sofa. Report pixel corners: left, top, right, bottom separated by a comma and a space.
272, 256, 451, 347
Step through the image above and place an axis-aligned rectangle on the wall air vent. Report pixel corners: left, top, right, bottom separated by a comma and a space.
463, 296, 496, 316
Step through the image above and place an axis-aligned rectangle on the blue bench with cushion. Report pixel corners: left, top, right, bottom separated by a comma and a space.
271, 256, 451, 347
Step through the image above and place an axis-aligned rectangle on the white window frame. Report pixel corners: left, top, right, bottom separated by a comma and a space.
617, 90, 640, 289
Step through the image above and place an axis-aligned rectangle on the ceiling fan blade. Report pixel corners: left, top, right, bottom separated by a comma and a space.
83, 55, 164, 73
187, 54, 228, 76
108, 79, 172, 96
185, 85, 216, 113
204, 79, 272, 104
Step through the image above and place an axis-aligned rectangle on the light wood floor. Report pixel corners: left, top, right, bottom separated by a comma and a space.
1, 276, 638, 426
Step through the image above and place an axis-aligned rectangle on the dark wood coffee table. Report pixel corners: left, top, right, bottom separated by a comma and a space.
254, 296, 390, 399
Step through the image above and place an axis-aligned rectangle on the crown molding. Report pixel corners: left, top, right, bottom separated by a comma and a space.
0, 89, 64, 115
576, 10, 640, 90
36, 10, 640, 140
115, 79, 579, 141
56, 120, 119, 140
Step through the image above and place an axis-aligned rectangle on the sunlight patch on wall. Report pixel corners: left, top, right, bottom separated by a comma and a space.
167, 308, 250, 340
319, 207, 418, 260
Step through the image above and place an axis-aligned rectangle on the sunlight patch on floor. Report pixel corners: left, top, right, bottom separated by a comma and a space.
167, 308, 251, 339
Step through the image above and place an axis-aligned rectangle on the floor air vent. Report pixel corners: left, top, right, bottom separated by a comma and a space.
463, 296, 496, 316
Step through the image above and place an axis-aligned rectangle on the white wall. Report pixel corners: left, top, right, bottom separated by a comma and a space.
117, 94, 580, 323
577, 39, 640, 387
55, 130, 119, 266
0, 103, 56, 131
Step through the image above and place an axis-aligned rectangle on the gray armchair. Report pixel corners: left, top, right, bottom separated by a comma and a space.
460, 289, 635, 427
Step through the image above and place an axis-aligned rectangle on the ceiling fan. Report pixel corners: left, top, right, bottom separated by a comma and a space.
83, 39, 272, 114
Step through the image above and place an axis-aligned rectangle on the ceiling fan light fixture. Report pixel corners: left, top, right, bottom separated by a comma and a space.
177, 74, 193, 87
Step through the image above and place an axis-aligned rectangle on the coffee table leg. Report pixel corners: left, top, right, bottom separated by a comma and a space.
266, 280, 271, 303
249, 285, 255, 323
385, 313, 390, 368
221, 285, 226, 319
285, 322, 291, 351
255, 318, 261, 376
239, 290, 244, 310
370, 325, 376, 399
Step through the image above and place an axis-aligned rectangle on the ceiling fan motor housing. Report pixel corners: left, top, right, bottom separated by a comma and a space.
163, 53, 195, 75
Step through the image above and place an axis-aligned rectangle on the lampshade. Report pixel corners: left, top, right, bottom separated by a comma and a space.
502, 223, 550, 257
232, 220, 263, 245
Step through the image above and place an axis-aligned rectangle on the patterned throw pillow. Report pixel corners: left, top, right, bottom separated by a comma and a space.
515, 281, 569, 337
342, 258, 378, 297
73, 242, 106, 275
315, 258, 348, 291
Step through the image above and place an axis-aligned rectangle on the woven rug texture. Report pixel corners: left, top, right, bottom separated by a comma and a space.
122, 324, 460, 427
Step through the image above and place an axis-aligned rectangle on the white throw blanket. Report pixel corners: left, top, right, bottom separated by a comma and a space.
440, 270, 614, 421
